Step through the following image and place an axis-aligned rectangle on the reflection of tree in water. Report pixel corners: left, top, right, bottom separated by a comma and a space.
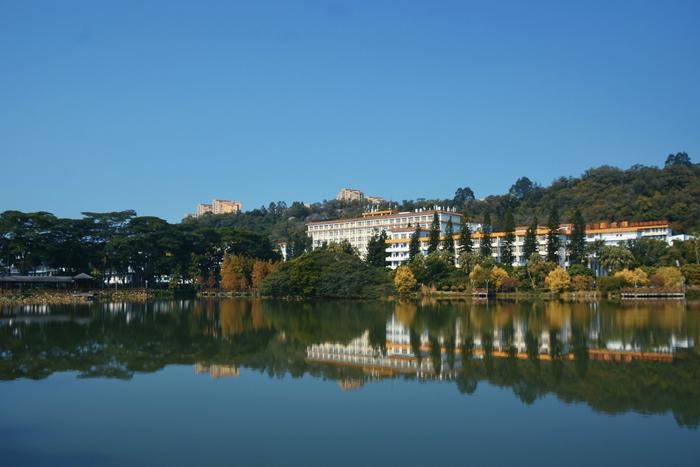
525, 331, 540, 368
572, 325, 589, 379
2, 298, 700, 428
409, 327, 423, 365
395, 300, 417, 328
482, 332, 494, 376
428, 334, 442, 376
445, 335, 456, 370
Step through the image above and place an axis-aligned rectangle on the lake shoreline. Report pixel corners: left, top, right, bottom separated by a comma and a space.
0, 288, 156, 306
2, 286, 696, 306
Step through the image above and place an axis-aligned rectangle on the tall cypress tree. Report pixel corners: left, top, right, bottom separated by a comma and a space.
480, 210, 492, 258
523, 217, 538, 261
409, 225, 422, 260
442, 218, 455, 261
428, 212, 440, 254
366, 230, 388, 267
546, 205, 561, 264
569, 209, 587, 265
501, 209, 515, 266
458, 215, 473, 254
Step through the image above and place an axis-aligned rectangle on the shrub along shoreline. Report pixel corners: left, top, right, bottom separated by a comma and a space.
3, 244, 698, 304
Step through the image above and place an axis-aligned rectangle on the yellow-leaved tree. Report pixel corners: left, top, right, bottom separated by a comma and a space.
220, 253, 235, 290
653, 266, 685, 289
614, 268, 649, 287
469, 264, 492, 290
490, 266, 510, 290
251, 260, 277, 291
545, 267, 570, 293
394, 265, 417, 294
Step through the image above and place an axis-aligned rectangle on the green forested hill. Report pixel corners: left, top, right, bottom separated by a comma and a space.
187, 152, 699, 236
466, 152, 700, 232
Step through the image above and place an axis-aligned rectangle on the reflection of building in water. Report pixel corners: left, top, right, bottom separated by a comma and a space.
306, 329, 459, 379
195, 363, 240, 379
337, 378, 364, 391
306, 310, 696, 386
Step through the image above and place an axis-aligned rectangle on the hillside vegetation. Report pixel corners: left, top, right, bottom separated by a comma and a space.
187, 153, 699, 239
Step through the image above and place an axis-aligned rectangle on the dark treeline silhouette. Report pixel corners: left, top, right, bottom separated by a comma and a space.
0, 210, 279, 286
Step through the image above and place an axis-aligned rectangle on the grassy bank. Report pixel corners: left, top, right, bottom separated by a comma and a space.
0, 288, 158, 306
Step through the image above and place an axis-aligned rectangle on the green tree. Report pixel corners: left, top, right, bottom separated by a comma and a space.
458, 250, 480, 274
546, 205, 560, 264
501, 209, 515, 266
428, 213, 440, 254
458, 215, 473, 254
627, 238, 670, 267
480, 210, 492, 258
599, 245, 635, 273
569, 209, 586, 265
523, 217, 538, 262
168, 265, 182, 290
526, 254, 556, 289
409, 225, 422, 260
366, 230, 388, 267
442, 218, 455, 262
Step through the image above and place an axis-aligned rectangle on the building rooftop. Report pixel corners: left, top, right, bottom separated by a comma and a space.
306, 208, 463, 225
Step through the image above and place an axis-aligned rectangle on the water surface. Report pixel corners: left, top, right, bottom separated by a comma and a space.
1, 298, 699, 466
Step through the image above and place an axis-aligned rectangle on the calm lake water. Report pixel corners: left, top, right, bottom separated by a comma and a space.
1, 298, 699, 466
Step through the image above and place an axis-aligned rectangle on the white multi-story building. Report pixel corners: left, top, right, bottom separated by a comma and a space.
306, 207, 463, 259
469, 220, 674, 268
309, 212, 675, 270
385, 221, 481, 268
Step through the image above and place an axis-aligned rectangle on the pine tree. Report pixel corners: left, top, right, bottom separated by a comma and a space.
546, 206, 561, 264
501, 209, 515, 266
523, 217, 538, 261
366, 230, 388, 267
442, 218, 455, 263
409, 225, 422, 260
458, 215, 473, 254
480, 210, 492, 258
428, 212, 440, 253
569, 209, 586, 265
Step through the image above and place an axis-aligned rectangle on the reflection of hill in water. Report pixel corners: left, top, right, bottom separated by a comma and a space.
1, 299, 699, 427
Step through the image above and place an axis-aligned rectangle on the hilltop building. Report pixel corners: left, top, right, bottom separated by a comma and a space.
336, 188, 385, 205
193, 199, 242, 218
365, 195, 386, 205
336, 188, 364, 202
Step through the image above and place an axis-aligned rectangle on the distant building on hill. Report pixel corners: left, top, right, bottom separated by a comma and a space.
365, 195, 385, 205
193, 199, 242, 218
196, 203, 213, 217
336, 188, 385, 205
336, 188, 364, 202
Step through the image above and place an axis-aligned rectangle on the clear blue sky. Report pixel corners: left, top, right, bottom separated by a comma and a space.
1, 1, 698, 221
